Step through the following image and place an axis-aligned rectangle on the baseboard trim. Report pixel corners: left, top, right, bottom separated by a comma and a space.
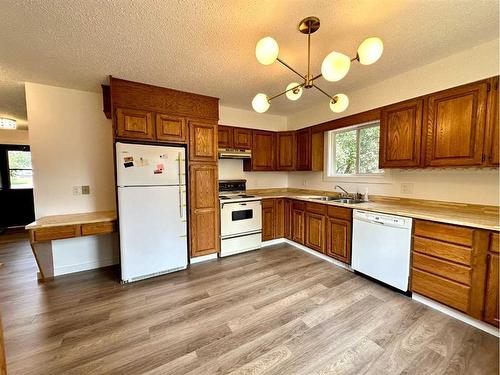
261, 238, 353, 272
412, 293, 499, 337
54, 258, 119, 276
190, 253, 218, 264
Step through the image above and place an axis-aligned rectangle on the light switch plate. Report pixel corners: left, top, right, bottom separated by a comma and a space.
400, 183, 414, 194
72, 186, 81, 196
81, 185, 90, 195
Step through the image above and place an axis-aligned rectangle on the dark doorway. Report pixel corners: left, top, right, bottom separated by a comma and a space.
0, 144, 35, 229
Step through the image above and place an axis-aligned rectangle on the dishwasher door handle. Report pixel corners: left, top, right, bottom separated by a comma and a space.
370, 220, 385, 225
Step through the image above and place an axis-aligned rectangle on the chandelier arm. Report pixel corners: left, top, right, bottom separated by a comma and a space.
312, 83, 336, 102
276, 57, 305, 80
311, 73, 322, 81
268, 83, 305, 101
351, 54, 359, 62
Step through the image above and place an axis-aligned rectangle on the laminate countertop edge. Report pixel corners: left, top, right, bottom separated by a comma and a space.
25, 211, 117, 230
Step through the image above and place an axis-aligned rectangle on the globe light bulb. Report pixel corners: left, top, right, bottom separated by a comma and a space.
252, 93, 270, 113
357, 37, 383, 65
329, 94, 349, 113
321, 51, 351, 82
285, 82, 303, 101
255, 37, 279, 65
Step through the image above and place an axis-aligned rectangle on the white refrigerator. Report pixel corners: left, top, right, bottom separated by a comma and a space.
116, 142, 187, 283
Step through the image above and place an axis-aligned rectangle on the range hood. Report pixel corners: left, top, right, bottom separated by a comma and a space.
218, 148, 252, 159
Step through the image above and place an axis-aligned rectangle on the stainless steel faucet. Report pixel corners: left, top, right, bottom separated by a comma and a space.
334, 185, 349, 197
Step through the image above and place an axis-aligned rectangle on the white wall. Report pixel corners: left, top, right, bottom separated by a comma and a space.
218, 105, 288, 188
288, 169, 499, 206
288, 38, 499, 129
0, 129, 29, 145
286, 38, 500, 206
220, 105, 287, 131
25, 83, 118, 275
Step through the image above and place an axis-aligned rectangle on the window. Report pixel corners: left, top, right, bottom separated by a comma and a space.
326, 121, 383, 177
7, 150, 33, 189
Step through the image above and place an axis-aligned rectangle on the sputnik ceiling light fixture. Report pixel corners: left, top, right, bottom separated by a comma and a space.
252, 16, 383, 113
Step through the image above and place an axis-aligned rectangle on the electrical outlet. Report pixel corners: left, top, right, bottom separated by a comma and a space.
400, 183, 414, 194
81, 185, 90, 195
72, 186, 81, 196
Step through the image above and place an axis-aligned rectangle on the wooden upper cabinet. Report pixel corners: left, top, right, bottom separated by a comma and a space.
379, 99, 423, 168
189, 163, 219, 257
245, 130, 275, 171
485, 77, 499, 166
218, 125, 233, 148
296, 128, 312, 170
189, 121, 217, 162
233, 128, 252, 149
116, 107, 154, 140
425, 81, 489, 167
276, 132, 296, 171
155, 113, 187, 143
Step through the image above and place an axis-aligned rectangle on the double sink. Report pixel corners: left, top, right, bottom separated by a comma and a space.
308, 196, 365, 204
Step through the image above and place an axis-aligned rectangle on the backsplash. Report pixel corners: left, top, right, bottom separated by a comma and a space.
218, 159, 288, 189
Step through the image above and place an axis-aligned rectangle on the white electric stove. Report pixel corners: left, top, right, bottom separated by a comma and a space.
219, 180, 262, 257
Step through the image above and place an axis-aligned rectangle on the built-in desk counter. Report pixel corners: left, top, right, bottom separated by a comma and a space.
25, 211, 117, 280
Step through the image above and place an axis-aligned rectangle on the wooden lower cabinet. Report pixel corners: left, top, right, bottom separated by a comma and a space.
305, 212, 326, 253
291, 207, 305, 245
189, 163, 219, 257
411, 219, 497, 324
483, 253, 499, 326
484, 232, 499, 326
262, 199, 275, 241
275, 199, 285, 239
284, 199, 292, 240
326, 218, 351, 263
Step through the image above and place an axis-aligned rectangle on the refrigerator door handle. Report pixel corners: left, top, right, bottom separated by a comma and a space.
178, 152, 184, 220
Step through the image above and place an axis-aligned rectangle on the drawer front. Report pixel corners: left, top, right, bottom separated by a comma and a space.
327, 206, 352, 221
490, 232, 499, 254
81, 222, 116, 236
293, 200, 305, 211
413, 236, 472, 266
414, 220, 473, 247
306, 202, 327, 215
33, 225, 80, 242
261, 198, 275, 209
412, 252, 471, 285
411, 268, 470, 313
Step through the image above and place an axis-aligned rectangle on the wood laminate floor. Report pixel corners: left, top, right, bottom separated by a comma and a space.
0, 230, 498, 375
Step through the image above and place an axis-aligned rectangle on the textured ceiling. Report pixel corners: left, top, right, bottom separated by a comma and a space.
0, 81, 27, 129
0, 0, 498, 115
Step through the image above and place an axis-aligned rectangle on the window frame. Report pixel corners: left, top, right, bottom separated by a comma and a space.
323, 121, 391, 184
0, 144, 33, 190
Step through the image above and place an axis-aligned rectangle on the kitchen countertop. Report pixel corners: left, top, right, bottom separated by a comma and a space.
250, 191, 499, 231
25, 211, 117, 230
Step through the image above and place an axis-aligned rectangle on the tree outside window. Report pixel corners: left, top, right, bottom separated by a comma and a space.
328, 122, 383, 177
8, 150, 33, 189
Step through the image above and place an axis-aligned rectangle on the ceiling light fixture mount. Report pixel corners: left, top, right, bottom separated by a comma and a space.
252, 16, 383, 113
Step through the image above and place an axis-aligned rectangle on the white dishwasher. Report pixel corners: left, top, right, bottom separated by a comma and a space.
352, 210, 413, 291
